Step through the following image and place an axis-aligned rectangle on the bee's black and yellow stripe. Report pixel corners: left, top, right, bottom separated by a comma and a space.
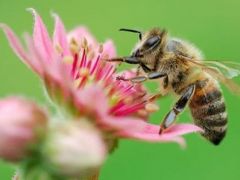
189, 78, 227, 145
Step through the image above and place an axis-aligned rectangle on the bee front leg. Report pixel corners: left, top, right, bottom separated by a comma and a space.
106, 56, 140, 64
136, 65, 141, 76
159, 84, 196, 134
117, 72, 168, 83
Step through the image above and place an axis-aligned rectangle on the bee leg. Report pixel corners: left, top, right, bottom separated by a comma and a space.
159, 84, 196, 134
147, 93, 162, 102
136, 65, 141, 76
141, 63, 152, 72
148, 72, 167, 80
117, 72, 167, 83
117, 75, 148, 83
106, 56, 140, 64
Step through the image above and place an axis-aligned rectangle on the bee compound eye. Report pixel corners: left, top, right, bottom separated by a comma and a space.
144, 36, 160, 50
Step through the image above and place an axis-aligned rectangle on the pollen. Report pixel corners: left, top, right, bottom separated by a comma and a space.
70, 38, 80, 54
98, 44, 103, 54
81, 37, 88, 49
145, 103, 159, 113
55, 43, 63, 54
63, 56, 74, 64
79, 68, 90, 77
109, 94, 119, 106
137, 109, 148, 118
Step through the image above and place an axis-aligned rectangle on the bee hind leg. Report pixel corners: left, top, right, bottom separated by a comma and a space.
159, 84, 196, 134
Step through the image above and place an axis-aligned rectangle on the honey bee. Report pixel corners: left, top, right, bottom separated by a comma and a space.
107, 27, 240, 145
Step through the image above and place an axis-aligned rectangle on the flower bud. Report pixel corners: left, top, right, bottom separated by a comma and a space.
0, 97, 48, 162
43, 120, 107, 178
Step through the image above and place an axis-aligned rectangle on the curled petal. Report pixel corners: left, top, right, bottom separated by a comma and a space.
24, 33, 63, 83
23, 33, 45, 75
27, 8, 53, 62
0, 24, 40, 74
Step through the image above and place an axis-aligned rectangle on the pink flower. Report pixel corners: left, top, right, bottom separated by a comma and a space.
0, 97, 48, 162
0, 9, 202, 148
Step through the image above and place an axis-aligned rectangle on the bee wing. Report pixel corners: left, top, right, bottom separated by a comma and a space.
187, 58, 240, 95
199, 60, 240, 78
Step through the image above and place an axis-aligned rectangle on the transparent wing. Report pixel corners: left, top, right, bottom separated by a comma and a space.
200, 60, 240, 78
186, 58, 240, 95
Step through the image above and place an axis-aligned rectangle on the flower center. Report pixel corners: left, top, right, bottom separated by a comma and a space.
55, 37, 122, 106
53, 36, 149, 117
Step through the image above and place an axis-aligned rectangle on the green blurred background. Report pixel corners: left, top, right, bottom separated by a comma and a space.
0, 0, 240, 179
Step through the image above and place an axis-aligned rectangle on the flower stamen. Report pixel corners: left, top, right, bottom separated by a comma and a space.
145, 103, 159, 113
55, 43, 63, 54
81, 37, 88, 49
98, 44, 103, 54
90, 55, 101, 75
63, 55, 74, 64
70, 38, 79, 54
79, 48, 86, 69
71, 53, 79, 77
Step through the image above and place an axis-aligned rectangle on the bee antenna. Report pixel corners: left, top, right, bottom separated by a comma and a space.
119, 28, 142, 40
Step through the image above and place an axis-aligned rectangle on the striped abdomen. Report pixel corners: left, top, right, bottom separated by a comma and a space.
189, 78, 227, 145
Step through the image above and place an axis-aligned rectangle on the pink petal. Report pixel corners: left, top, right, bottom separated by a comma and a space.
113, 121, 202, 147
25, 32, 75, 102
52, 13, 70, 56
100, 116, 148, 132
104, 117, 186, 146
24, 32, 60, 80
23, 33, 45, 75
163, 123, 204, 137
75, 85, 109, 116
25, 32, 70, 88
48, 55, 75, 96
102, 40, 116, 58
121, 131, 186, 147
67, 26, 97, 47
0, 24, 39, 73
27, 8, 53, 62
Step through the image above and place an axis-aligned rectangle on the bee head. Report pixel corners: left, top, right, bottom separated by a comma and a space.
134, 28, 167, 61
119, 28, 167, 71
